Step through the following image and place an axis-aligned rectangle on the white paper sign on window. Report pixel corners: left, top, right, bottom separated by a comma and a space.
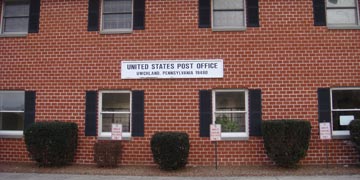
340, 115, 354, 126
121, 60, 224, 79
111, 124, 122, 140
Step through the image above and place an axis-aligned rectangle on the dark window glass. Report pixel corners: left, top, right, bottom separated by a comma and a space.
2, 0, 30, 33
213, 0, 245, 28
102, 113, 130, 132
214, 91, 247, 134
102, 93, 130, 112
0, 91, 25, 131
0, 112, 24, 130
332, 111, 360, 131
215, 113, 245, 132
215, 92, 245, 111
102, 0, 132, 30
332, 90, 360, 109
1, 92, 25, 111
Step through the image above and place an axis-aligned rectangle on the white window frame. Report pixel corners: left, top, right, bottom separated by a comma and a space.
0, 0, 30, 35
0, 91, 25, 137
211, 0, 246, 31
330, 87, 360, 136
326, 0, 360, 29
98, 90, 132, 138
212, 89, 249, 139
100, 0, 133, 34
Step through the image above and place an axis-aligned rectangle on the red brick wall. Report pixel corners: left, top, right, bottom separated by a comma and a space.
0, 0, 359, 166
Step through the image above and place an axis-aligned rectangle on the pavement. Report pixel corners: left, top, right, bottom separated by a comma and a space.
0, 173, 360, 180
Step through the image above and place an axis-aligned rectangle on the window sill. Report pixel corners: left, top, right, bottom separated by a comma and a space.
0, 131, 23, 139
97, 135, 132, 141
212, 27, 246, 32
331, 135, 350, 139
327, 25, 360, 30
0, 33, 28, 38
220, 136, 249, 141
331, 130, 350, 139
100, 30, 133, 34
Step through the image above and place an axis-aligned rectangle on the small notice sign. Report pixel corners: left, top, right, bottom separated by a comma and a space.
111, 124, 122, 140
319, 122, 331, 140
210, 124, 221, 141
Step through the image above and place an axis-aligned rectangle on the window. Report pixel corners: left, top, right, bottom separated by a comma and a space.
213, 89, 248, 138
326, 0, 360, 27
331, 88, 360, 136
212, 0, 245, 30
98, 91, 131, 137
0, 91, 25, 136
1, 0, 30, 34
101, 0, 133, 32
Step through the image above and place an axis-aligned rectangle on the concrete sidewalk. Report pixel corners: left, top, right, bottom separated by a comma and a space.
0, 173, 360, 180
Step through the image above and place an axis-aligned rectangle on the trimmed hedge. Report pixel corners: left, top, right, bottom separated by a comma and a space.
349, 119, 360, 156
24, 121, 78, 167
151, 132, 190, 170
94, 141, 121, 167
262, 120, 311, 168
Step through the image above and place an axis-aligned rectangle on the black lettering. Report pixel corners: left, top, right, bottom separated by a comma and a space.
196, 63, 217, 69
127, 64, 148, 70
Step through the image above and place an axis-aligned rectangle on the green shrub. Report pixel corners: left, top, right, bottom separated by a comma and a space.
262, 120, 311, 168
94, 141, 121, 167
151, 132, 190, 170
349, 119, 360, 156
216, 115, 240, 132
24, 121, 78, 167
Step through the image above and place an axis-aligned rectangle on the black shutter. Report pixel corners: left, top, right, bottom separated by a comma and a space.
132, 90, 144, 137
85, 91, 98, 136
313, 0, 326, 26
28, 0, 41, 33
24, 91, 36, 130
88, 0, 100, 31
318, 88, 331, 123
249, 89, 262, 136
199, 0, 211, 28
246, 0, 260, 27
199, 90, 212, 137
133, 0, 145, 30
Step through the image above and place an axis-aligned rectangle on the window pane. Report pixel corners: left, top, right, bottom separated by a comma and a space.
102, 93, 130, 112
327, 0, 356, 7
332, 111, 360, 131
3, 17, 29, 33
0, 91, 25, 111
214, 0, 243, 10
103, 14, 132, 29
215, 113, 245, 132
4, 0, 29, 17
332, 90, 360, 109
103, 0, 132, 13
215, 91, 245, 111
0, 112, 24, 130
327, 9, 357, 25
102, 113, 130, 132
213, 11, 244, 28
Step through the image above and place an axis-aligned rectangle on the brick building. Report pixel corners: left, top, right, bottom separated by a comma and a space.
0, 0, 359, 166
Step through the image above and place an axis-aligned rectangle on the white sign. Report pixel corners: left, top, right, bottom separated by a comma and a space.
319, 122, 331, 140
210, 124, 221, 141
121, 60, 223, 79
339, 115, 354, 126
111, 124, 122, 140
